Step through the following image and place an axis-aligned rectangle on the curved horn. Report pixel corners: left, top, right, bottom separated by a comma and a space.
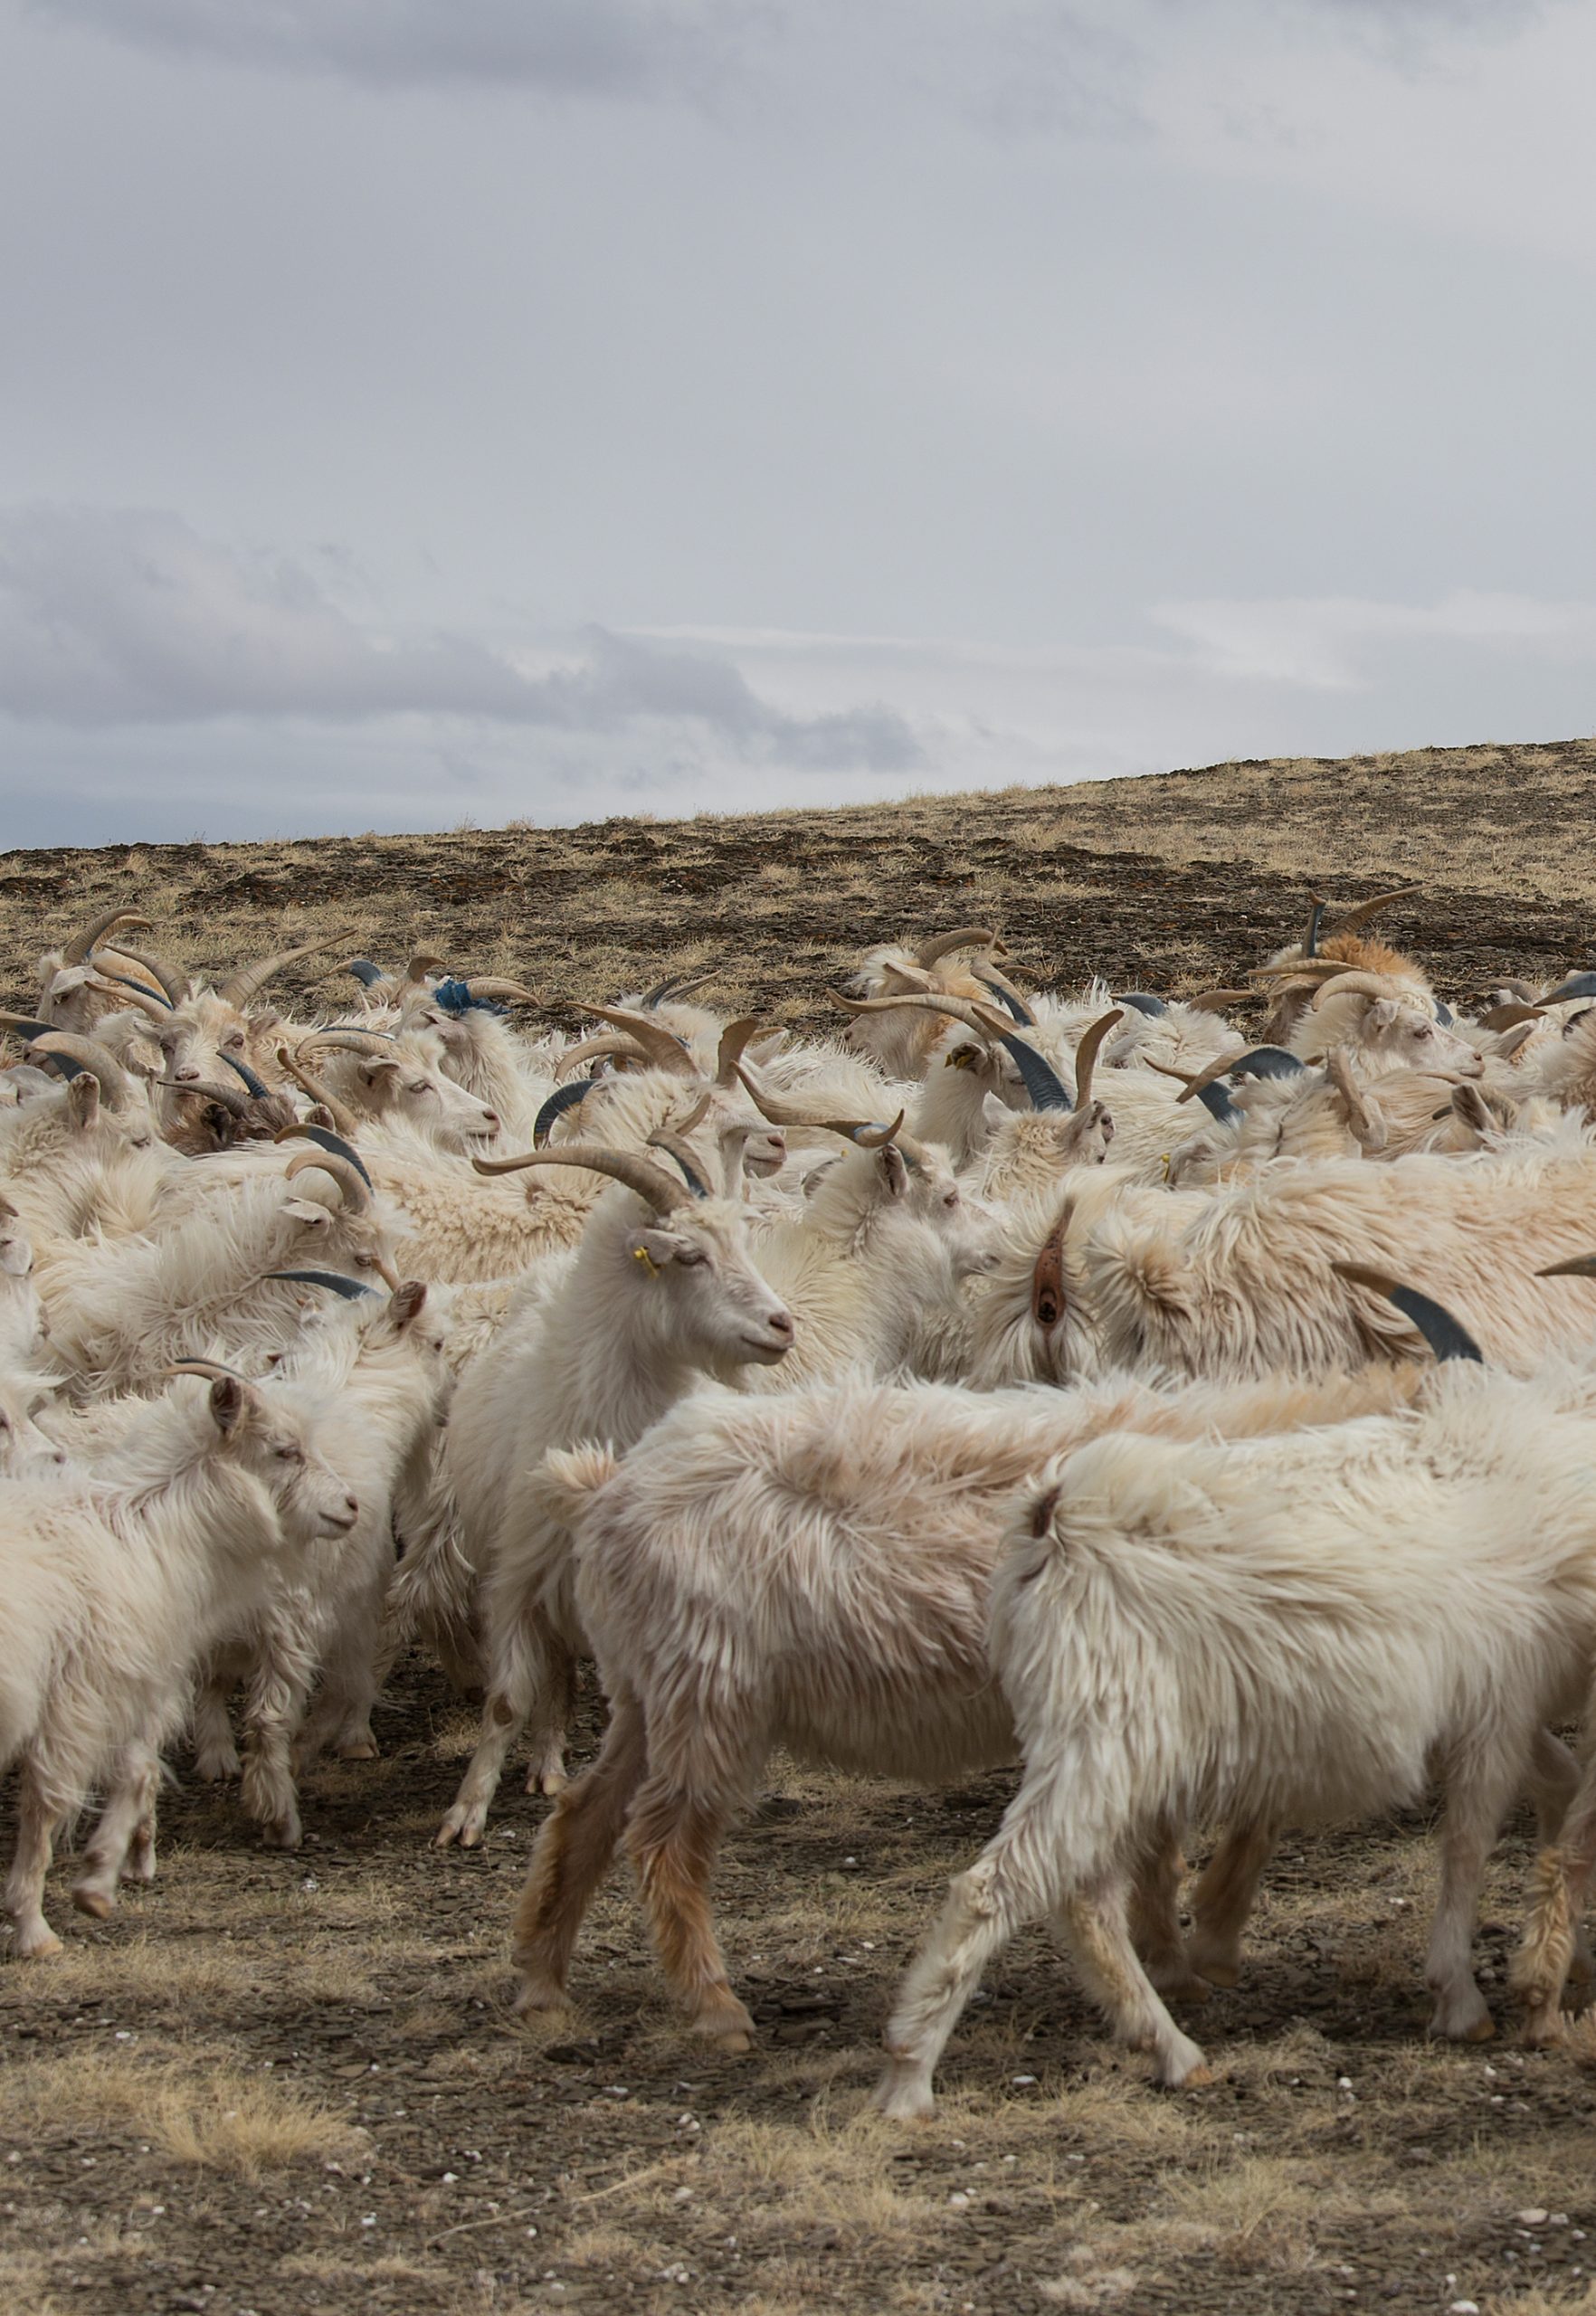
274, 1045, 359, 1139
639, 971, 717, 1010
95, 943, 189, 1006
454, 979, 540, 1004
344, 958, 385, 988
218, 933, 350, 1012
157, 1076, 252, 1117
1302, 894, 1325, 960
830, 989, 995, 1037
1541, 973, 1596, 1009
28, 1034, 132, 1109
972, 966, 1035, 1026
714, 1017, 765, 1087
274, 1123, 375, 1190
1184, 988, 1253, 1014
914, 926, 1001, 969
63, 908, 152, 966
1332, 1263, 1483, 1363
576, 1003, 698, 1077
1496, 1020, 1540, 1063
87, 973, 173, 1023
265, 1269, 379, 1300
1116, 992, 1167, 1018
1538, 1253, 1596, 1285
219, 1050, 271, 1099
554, 1034, 651, 1083
967, 1006, 1072, 1113
1173, 1044, 1305, 1106
0, 1015, 60, 1042
647, 1131, 712, 1198
533, 1078, 598, 1146
837, 1112, 909, 1151
1327, 885, 1420, 935
298, 1029, 397, 1059
285, 1147, 371, 1212
1069, 1009, 1123, 1111
404, 954, 449, 986
1479, 1002, 1544, 1032
1192, 1081, 1240, 1125
471, 1142, 693, 1214
1309, 971, 1404, 1011
164, 1358, 252, 1384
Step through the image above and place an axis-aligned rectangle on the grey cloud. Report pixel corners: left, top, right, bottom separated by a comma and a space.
24, 0, 767, 100
0, 506, 923, 773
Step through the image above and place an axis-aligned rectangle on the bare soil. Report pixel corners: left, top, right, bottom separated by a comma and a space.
5, 738, 1596, 2316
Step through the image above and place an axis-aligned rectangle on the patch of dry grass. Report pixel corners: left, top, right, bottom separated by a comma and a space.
0, 2047, 364, 2181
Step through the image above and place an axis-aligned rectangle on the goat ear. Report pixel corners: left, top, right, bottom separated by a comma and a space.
388, 1279, 428, 1330
627, 1226, 690, 1270
209, 1375, 247, 1435
878, 1144, 910, 1199
282, 1197, 331, 1228
1369, 1000, 1401, 1030
67, 1076, 100, 1129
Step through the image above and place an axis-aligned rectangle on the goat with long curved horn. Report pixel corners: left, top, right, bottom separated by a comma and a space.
914, 926, 1002, 969
95, 943, 189, 1007
219, 933, 352, 1013
647, 1132, 713, 1198
472, 1142, 695, 1213
284, 1146, 373, 1214
275, 1122, 375, 1190
1327, 885, 1420, 935
554, 1034, 651, 1082
274, 1044, 359, 1139
639, 971, 717, 1010
266, 1269, 379, 1300
575, 1003, 698, 1077
88, 973, 173, 1022
714, 1017, 765, 1087
534, 1079, 599, 1146
27, 1034, 133, 1109
156, 1076, 253, 1118
62, 908, 152, 966
1302, 895, 1325, 959
1070, 1009, 1124, 1111
1332, 1264, 1483, 1363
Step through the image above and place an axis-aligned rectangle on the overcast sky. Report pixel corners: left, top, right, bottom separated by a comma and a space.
3, 0, 1593, 847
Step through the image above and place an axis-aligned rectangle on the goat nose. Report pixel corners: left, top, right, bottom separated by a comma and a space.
343, 1495, 359, 1521
768, 1310, 794, 1341
482, 1110, 499, 1127
176, 1066, 202, 1083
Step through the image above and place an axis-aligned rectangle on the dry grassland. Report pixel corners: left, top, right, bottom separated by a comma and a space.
3, 737, 1596, 2316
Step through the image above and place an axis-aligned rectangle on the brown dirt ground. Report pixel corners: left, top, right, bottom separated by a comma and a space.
5, 738, 1596, 2316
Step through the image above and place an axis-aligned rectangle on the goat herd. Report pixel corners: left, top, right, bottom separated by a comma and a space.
7, 892, 1596, 2119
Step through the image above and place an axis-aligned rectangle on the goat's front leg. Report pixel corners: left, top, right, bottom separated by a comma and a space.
1514, 1705, 1596, 2043
514, 1692, 648, 2011
5, 1764, 66, 1958
436, 1607, 559, 1848
1127, 1816, 1207, 2002
1426, 1743, 1519, 2043
191, 1677, 241, 1781
1523, 1725, 1595, 1987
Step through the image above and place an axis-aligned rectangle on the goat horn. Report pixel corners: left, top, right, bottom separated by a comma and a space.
404, 954, 449, 985
1116, 992, 1167, 1018
62, 908, 153, 966
1069, 1009, 1123, 1111
1328, 885, 1420, 934
219, 1050, 271, 1099
157, 1077, 253, 1117
647, 1131, 712, 1198
86, 973, 172, 1023
1332, 1263, 1482, 1364
285, 1147, 371, 1213
217, 932, 349, 1012
967, 1002, 1074, 1113
830, 989, 994, 1035
95, 943, 189, 1006
1540, 973, 1596, 1008
1496, 1021, 1539, 1063
265, 1269, 379, 1300
533, 1079, 597, 1146
914, 926, 1002, 968
1479, 1002, 1544, 1031
27, 1034, 133, 1109
640, 971, 717, 1009
1309, 971, 1404, 1010
275, 1123, 375, 1190
297, 1029, 396, 1059
1536, 1254, 1596, 1282
1302, 895, 1325, 960
344, 959, 385, 988
472, 1142, 693, 1214
555, 1034, 651, 1082
165, 1359, 252, 1384
0, 1014, 59, 1041
715, 1017, 765, 1087
274, 1045, 359, 1139
455, 978, 539, 1004
972, 965, 1035, 1026
575, 1003, 698, 1076
833, 1111, 908, 1151
1184, 988, 1253, 1014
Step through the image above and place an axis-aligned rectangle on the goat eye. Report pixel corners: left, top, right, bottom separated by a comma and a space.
408, 1082, 430, 1096
674, 1247, 707, 1267
276, 1444, 304, 1464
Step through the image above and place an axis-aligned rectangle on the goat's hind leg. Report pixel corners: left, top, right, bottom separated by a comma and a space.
1185, 1818, 1279, 1989
625, 1767, 755, 2053
72, 1738, 160, 1918
5, 1761, 67, 1958
435, 1610, 556, 1848
1514, 1708, 1596, 2044
1058, 1871, 1211, 2087
513, 1692, 647, 2012
1425, 1739, 1520, 2043
1128, 1815, 1208, 2003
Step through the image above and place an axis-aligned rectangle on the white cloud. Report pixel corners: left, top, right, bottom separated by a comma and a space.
1154, 589, 1596, 688
0, 506, 922, 772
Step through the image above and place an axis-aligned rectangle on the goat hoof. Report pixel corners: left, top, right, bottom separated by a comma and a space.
708, 2030, 753, 2055
14, 1926, 63, 1960
1518, 1999, 1569, 2049
1186, 1954, 1239, 1989
535, 1769, 568, 1798
1180, 2064, 1215, 2088
70, 1884, 114, 1922
873, 2070, 936, 2121
261, 1821, 301, 1853
337, 1741, 378, 1762
1150, 1967, 1212, 2006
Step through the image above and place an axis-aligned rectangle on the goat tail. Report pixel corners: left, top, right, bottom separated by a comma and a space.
530, 1441, 620, 1542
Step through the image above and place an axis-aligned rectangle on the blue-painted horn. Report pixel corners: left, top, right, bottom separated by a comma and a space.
220, 1051, 271, 1098
1541, 973, 1596, 1008
288, 1123, 374, 1191
1117, 992, 1166, 1019
266, 1269, 378, 1300
1335, 1264, 1483, 1364
973, 970, 1035, 1027
347, 960, 385, 987
96, 969, 174, 1010
995, 1030, 1073, 1113
533, 1078, 595, 1147
1192, 1081, 1240, 1125
1229, 1047, 1305, 1082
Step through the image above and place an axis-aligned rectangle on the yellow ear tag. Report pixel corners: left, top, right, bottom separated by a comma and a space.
633, 1244, 659, 1277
